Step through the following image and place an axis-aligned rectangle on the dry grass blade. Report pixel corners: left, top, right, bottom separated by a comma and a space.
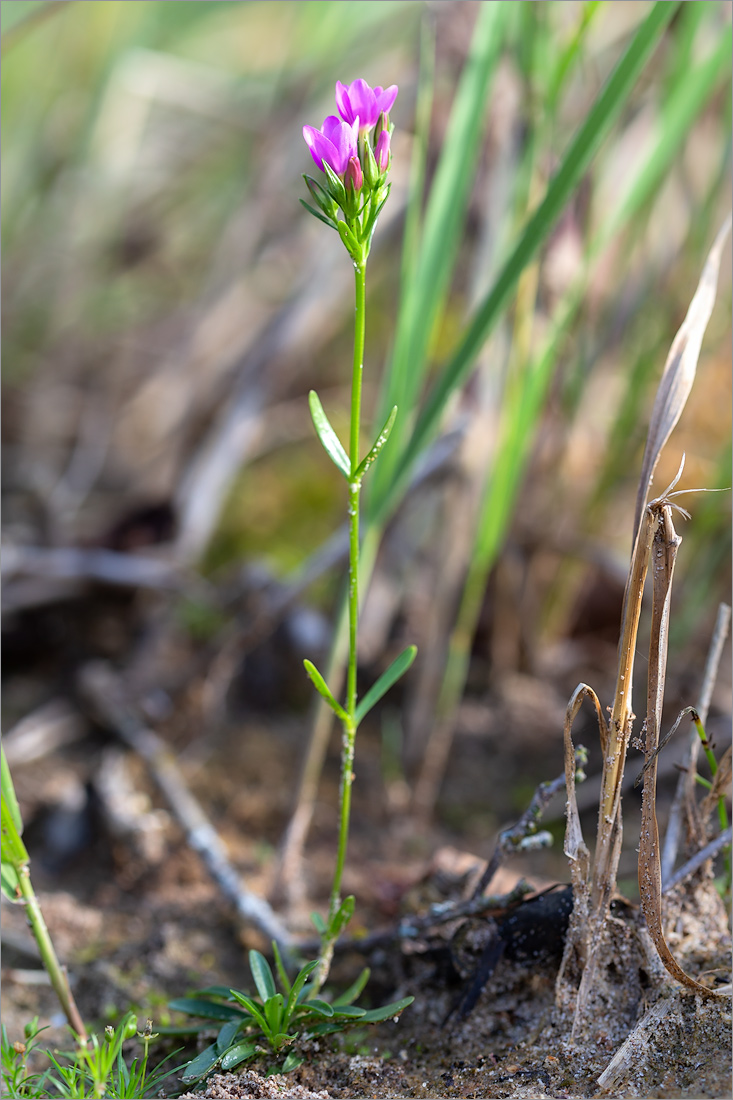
555, 685, 604, 1008
637, 504, 720, 997
632, 215, 732, 544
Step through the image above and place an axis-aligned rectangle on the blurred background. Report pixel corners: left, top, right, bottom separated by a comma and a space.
1, 0, 731, 1025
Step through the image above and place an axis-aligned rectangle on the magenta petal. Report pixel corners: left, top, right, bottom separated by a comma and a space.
376, 84, 398, 116
335, 81, 355, 124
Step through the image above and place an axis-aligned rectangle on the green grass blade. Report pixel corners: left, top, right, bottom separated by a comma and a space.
379, 0, 680, 521
370, 1, 509, 507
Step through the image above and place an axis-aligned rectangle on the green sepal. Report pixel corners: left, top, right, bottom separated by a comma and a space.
362, 139, 379, 189
299, 198, 338, 231
249, 949, 277, 1002
354, 406, 397, 481
337, 220, 360, 260
308, 391, 350, 478
220, 1040, 258, 1071
322, 161, 346, 205
328, 894, 355, 938
355, 646, 417, 726
304, 174, 338, 217
303, 659, 349, 722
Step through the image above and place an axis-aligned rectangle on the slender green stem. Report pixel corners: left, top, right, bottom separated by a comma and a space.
16, 866, 87, 1039
320, 258, 367, 985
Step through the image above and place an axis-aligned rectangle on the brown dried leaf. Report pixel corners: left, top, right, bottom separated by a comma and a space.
638, 506, 723, 998
632, 217, 732, 545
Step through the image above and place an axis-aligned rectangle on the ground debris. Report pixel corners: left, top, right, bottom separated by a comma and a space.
177, 1070, 331, 1099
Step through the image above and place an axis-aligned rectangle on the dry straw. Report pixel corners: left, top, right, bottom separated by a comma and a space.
559, 218, 732, 1033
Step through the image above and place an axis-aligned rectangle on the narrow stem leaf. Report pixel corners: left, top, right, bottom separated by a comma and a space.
354, 406, 398, 482
303, 660, 349, 722
355, 645, 417, 726
308, 391, 350, 478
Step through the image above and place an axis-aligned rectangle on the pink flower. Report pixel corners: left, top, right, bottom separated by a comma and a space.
335, 79, 398, 132
375, 130, 391, 173
303, 115, 359, 175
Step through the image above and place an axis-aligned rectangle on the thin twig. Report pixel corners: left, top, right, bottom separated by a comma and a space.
77, 662, 293, 953
661, 602, 731, 885
662, 828, 732, 894
471, 751, 587, 900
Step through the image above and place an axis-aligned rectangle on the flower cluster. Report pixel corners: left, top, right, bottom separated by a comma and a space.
301, 79, 397, 264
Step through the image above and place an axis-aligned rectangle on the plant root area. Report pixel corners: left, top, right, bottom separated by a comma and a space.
2, 703, 731, 1098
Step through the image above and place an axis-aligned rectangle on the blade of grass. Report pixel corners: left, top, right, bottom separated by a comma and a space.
376, 0, 680, 524
369, 0, 509, 508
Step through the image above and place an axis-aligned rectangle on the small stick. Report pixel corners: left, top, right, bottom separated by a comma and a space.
78, 662, 292, 954
661, 602, 731, 885
662, 827, 732, 894
471, 751, 587, 900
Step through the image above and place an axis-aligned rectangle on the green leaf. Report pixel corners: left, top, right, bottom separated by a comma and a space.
216, 1019, 242, 1054
1, 748, 23, 836
194, 985, 238, 999
357, 996, 414, 1024
281, 1052, 304, 1073
180, 1043, 220, 1083
299, 998, 334, 1018
299, 198, 338, 231
284, 959, 320, 1025
249, 949, 277, 1002
220, 1040, 258, 1071
329, 1004, 367, 1019
354, 407, 398, 482
303, 660, 349, 722
310, 912, 327, 936
328, 894, 355, 939
168, 998, 247, 1022
263, 992, 285, 1037
271, 940, 291, 998
228, 990, 269, 1033
308, 391, 350, 479
355, 646, 417, 725
1, 862, 21, 901
333, 967, 370, 1006
0, 800, 27, 874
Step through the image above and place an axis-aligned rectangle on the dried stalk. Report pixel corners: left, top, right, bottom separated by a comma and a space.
560, 220, 731, 1029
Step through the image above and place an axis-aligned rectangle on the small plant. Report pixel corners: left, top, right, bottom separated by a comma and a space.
300, 77, 418, 986
171, 946, 412, 1084
1, 1014, 180, 1100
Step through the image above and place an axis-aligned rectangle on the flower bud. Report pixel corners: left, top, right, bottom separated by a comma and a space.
374, 111, 389, 141
375, 130, 391, 173
344, 155, 363, 191
362, 139, 379, 189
